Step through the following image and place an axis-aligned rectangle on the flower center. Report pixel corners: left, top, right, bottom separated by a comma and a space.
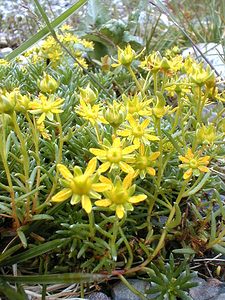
70, 175, 92, 195
136, 156, 148, 169
132, 125, 143, 137
110, 188, 128, 204
189, 159, 198, 169
107, 147, 122, 163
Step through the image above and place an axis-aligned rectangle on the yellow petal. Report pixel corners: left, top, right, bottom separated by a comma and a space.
145, 134, 159, 141
81, 195, 92, 213
37, 113, 46, 125
122, 144, 138, 154
51, 108, 63, 113
147, 167, 156, 176
149, 151, 160, 161
122, 173, 133, 189
95, 199, 112, 207
99, 175, 112, 185
116, 204, 125, 219
51, 188, 72, 202
198, 156, 210, 163
85, 157, 97, 176
89, 148, 106, 157
117, 129, 131, 137
92, 183, 111, 192
57, 164, 73, 180
186, 148, 194, 158
129, 194, 147, 203
141, 118, 150, 129
183, 168, 192, 180
71, 194, 80, 205
119, 161, 134, 173
198, 166, 210, 173
113, 137, 121, 147
127, 115, 137, 127
98, 162, 111, 173
179, 156, 190, 163
140, 143, 145, 155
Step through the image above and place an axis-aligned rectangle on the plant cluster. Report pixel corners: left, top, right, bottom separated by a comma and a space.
0, 6, 225, 299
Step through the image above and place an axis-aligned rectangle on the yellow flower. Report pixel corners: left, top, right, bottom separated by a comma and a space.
60, 24, 73, 31
140, 52, 183, 74
190, 65, 214, 87
89, 137, 138, 173
179, 148, 210, 180
122, 93, 152, 118
74, 57, 88, 70
76, 99, 107, 125
0, 89, 17, 114
0, 59, 9, 66
117, 115, 159, 146
29, 94, 64, 124
51, 158, 110, 213
132, 144, 160, 179
95, 174, 147, 219
140, 51, 162, 73
196, 124, 217, 145
80, 39, 94, 50
36, 122, 51, 140
112, 44, 143, 68
165, 78, 191, 97
152, 92, 171, 119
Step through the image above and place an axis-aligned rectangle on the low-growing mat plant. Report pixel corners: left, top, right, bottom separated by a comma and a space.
0, 0, 225, 299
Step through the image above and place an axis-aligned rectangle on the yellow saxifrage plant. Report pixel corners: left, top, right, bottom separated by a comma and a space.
1, 37, 225, 291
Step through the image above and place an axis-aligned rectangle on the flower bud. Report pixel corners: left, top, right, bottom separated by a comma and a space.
38, 73, 59, 94
103, 100, 127, 129
0, 90, 16, 114
118, 44, 135, 67
152, 92, 168, 118
79, 84, 98, 105
160, 57, 170, 71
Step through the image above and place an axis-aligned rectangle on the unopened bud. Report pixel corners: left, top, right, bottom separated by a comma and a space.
38, 73, 59, 94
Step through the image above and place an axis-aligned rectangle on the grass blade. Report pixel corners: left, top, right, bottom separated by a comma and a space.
0, 239, 68, 267
6, 0, 87, 61
0, 273, 107, 284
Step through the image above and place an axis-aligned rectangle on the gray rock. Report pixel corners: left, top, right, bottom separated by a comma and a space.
182, 43, 225, 79
112, 279, 154, 300
0, 47, 12, 57
87, 292, 111, 300
189, 278, 221, 300
213, 293, 225, 300
0, 33, 7, 48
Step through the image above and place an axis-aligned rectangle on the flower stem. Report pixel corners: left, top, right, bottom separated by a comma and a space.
25, 113, 41, 213
0, 117, 19, 228
88, 210, 95, 239
118, 275, 149, 300
45, 115, 63, 204
119, 227, 133, 269
11, 112, 30, 221
127, 66, 145, 98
